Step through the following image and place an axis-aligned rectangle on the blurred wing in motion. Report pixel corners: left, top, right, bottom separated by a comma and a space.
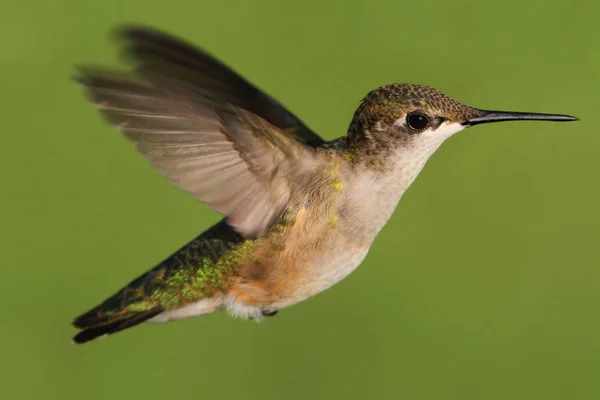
76, 26, 328, 238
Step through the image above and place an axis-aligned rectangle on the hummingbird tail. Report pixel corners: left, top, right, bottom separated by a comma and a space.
71, 221, 248, 343
71, 267, 167, 344
72, 308, 162, 344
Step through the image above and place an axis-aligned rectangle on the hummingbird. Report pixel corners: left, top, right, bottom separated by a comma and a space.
71, 25, 578, 344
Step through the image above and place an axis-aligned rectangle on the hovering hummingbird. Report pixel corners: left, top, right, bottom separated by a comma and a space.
71, 25, 578, 344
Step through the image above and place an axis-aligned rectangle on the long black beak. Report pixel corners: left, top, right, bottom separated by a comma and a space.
462, 109, 579, 126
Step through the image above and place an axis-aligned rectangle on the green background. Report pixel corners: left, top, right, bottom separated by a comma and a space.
2, 0, 599, 399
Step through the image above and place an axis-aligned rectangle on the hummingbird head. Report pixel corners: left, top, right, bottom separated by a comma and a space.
347, 83, 578, 155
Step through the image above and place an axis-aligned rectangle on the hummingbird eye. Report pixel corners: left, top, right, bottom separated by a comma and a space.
406, 111, 430, 132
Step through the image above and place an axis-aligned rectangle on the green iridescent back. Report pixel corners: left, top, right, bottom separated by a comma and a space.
73, 220, 256, 327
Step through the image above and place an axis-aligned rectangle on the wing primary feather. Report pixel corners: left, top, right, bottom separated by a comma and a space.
75, 26, 329, 238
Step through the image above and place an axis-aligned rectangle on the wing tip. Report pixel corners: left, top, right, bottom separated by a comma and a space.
111, 23, 190, 51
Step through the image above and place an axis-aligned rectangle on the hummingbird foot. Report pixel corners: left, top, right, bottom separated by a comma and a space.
247, 309, 277, 321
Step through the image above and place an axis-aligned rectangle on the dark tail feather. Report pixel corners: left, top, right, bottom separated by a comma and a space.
71, 264, 166, 344
72, 308, 162, 344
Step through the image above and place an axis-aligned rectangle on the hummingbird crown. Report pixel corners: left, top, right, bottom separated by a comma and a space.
347, 83, 479, 151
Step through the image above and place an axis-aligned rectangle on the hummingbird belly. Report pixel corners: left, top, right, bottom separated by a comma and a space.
224, 213, 372, 316
269, 246, 370, 310
224, 184, 374, 314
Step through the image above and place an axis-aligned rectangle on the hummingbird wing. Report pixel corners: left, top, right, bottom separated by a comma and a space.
76, 29, 328, 238
116, 25, 325, 147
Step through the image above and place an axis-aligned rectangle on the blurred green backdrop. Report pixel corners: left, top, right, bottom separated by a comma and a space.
2, 0, 599, 399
